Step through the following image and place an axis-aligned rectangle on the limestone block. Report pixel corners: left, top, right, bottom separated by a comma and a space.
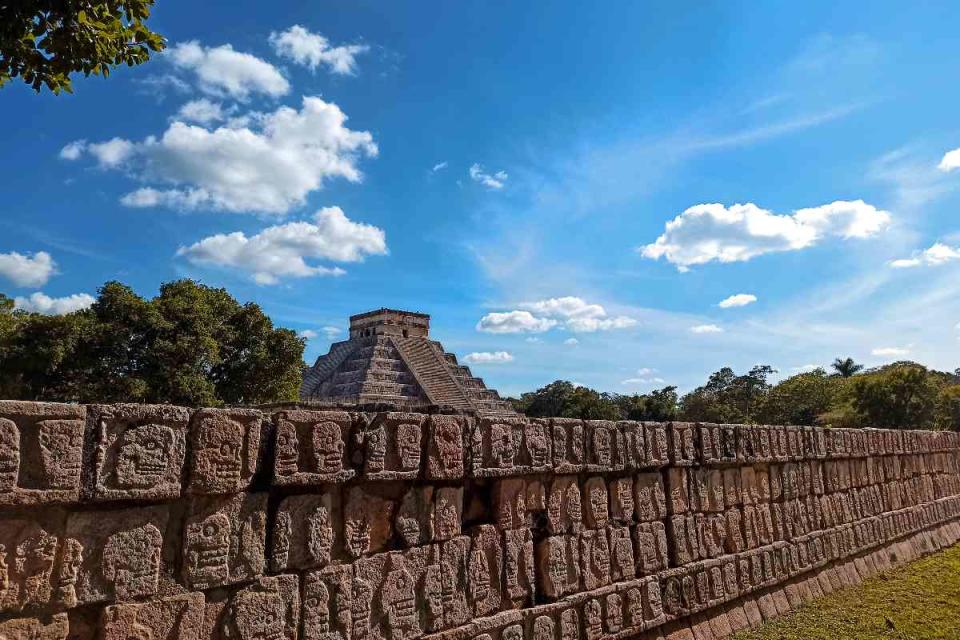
344, 486, 396, 559
644, 422, 669, 467
584, 421, 624, 473
273, 410, 354, 485
503, 528, 535, 608
608, 525, 635, 582
396, 486, 435, 547
579, 528, 611, 590
188, 408, 263, 495
495, 479, 528, 530
530, 614, 557, 640
88, 403, 189, 501
617, 421, 645, 470
666, 467, 689, 515
547, 476, 582, 535
536, 535, 579, 599
353, 546, 437, 640
667, 515, 699, 566
582, 597, 603, 640
434, 487, 463, 541
221, 574, 300, 640
439, 536, 471, 628
303, 565, 353, 640
582, 478, 609, 529
0, 510, 65, 613
64, 504, 169, 605
361, 413, 426, 480
101, 592, 204, 640
467, 525, 503, 616
427, 415, 466, 480
184, 493, 267, 589
633, 521, 668, 575
550, 418, 586, 473
471, 417, 550, 478
560, 607, 580, 640
0, 613, 68, 640
608, 477, 635, 524
0, 401, 85, 506
272, 491, 337, 572
634, 472, 666, 522
668, 422, 696, 466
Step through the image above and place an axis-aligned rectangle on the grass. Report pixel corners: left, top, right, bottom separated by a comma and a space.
731, 543, 960, 640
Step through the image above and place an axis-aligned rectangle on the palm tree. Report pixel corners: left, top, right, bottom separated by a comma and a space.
832, 357, 864, 378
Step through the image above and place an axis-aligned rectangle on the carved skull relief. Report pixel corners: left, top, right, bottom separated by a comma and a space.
195, 418, 244, 489
592, 426, 612, 467
54, 538, 83, 608
14, 528, 57, 606
366, 425, 387, 473
186, 512, 230, 589
312, 422, 344, 474
303, 577, 331, 635
306, 502, 334, 566
533, 615, 555, 640
396, 423, 422, 471
490, 423, 515, 468
0, 419, 20, 492
383, 555, 419, 640
116, 424, 175, 489
231, 587, 287, 640
37, 420, 82, 490
525, 422, 549, 468
275, 421, 300, 476
103, 524, 162, 600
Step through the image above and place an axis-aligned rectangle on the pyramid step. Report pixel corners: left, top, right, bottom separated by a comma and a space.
391, 337, 474, 410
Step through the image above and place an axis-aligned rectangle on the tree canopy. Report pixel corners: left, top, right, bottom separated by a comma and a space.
0, 1, 165, 94
0, 280, 304, 406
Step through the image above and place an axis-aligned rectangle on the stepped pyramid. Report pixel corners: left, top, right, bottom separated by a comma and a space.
299, 309, 517, 416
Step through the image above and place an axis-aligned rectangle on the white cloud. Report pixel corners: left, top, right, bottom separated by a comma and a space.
476, 310, 557, 334
469, 163, 508, 190
635, 367, 657, 375
322, 326, 342, 340
463, 351, 515, 364
59, 140, 86, 160
81, 96, 376, 215
690, 324, 724, 334
938, 148, 960, 172
718, 293, 757, 308
14, 292, 94, 315
641, 200, 891, 269
177, 206, 387, 284
519, 296, 637, 333
791, 364, 820, 373
431, 161, 448, 173
564, 338, 580, 346
889, 242, 960, 268
524, 337, 542, 344
621, 376, 666, 386
175, 99, 229, 125
167, 41, 289, 100
298, 329, 319, 339
871, 346, 910, 357
269, 25, 369, 75
0, 251, 57, 287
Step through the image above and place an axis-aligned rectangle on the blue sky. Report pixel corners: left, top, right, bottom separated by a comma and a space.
3, 1, 960, 397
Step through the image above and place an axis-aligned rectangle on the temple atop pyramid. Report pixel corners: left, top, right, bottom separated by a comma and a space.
299, 308, 516, 416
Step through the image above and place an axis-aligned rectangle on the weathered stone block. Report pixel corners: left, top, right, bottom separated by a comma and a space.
221, 574, 300, 640
582, 477, 609, 529
633, 521, 668, 576
668, 422, 696, 466
361, 412, 426, 480
634, 472, 666, 522
0, 613, 68, 640
0, 510, 65, 613
188, 408, 262, 495
0, 401, 85, 507
184, 493, 267, 590
427, 415, 466, 480
536, 535, 579, 599
273, 410, 354, 485
89, 403, 189, 501
344, 486, 396, 559
102, 592, 204, 640
471, 417, 550, 477
272, 491, 337, 572
550, 418, 586, 473
303, 565, 352, 640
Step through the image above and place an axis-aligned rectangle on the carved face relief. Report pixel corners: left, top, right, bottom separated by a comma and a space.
187, 512, 230, 588
584, 599, 602, 635
344, 514, 371, 559
36, 420, 82, 489
424, 564, 443, 631
312, 422, 344, 474
275, 422, 299, 476
468, 545, 490, 606
366, 425, 386, 473
592, 427, 611, 467
566, 483, 582, 528
303, 578, 331, 635
396, 423, 421, 471
396, 492, 422, 546
570, 424, 585, 463
306, 502, 333, 566
232, 589, 286, 640
196, 418, 244, 488
525, 422, 549, 467
0, 418, 20, 492
103, 524, 162, 600
55, 538, 83, 607
502, 625, 523, 640
433, 420, 463, 476
552, 426, 567, 462
383, 557, 419, 640
116, 424, 174, 489
490, 424, 515, 468
15, 528, 57, 605
534, 616, 555, 640
548, 541, 566, 592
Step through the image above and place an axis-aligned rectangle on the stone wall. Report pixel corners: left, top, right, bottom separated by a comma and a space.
2, 401, 960, 640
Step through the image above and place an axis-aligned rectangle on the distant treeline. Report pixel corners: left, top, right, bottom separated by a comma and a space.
510, 360, 960, 431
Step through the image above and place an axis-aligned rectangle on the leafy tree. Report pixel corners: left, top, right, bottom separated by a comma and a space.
679, 365, 776, 423
756, 368, 840, 426
514, 380, 622, 420
934, 385, 960, 432
849, 363, 938, 429
0, 280, 304, 406
832, 357, 864, 378
1, 1, 165, 94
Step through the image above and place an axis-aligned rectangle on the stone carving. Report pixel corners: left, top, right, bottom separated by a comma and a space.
583, 598, 603, 640
427, 415, 465, 480
272, 492, 335, 572
396, 487, 434, 547
53, 537, 82, 608
64, 505, 168, 605
580, 528, 611, 590
102, 592, 204, 640
184, 493, 267, 589
0, 402, 86, 506
91, 404, 189, 501
609, 525, 636, 582
604, 593, 623, 634
344, 487, 396, 558
303, 565, 352, 640
551, 418, 586, 472
547, 476, 583, 535
440, 536, 471, 628
382, 553, 420, 640
189, 408, 262, 494
223, 575, 300, 640
467, 525, 502, 616
666, 467, 689, 515
560, 607, 580, 640
583, 478, 609, 529
523, 420, 551, 470
587, 421, 614, 470
609, 477, 635, 524
669, 422, 696, 466
0, 515, 61, 613
0, 613, 68, 640
532, 615, 556, 640
363, 413, 426, 480
503, 528, 534, 607
273, 411, 355, 485
634, 472, 666, 522
434, 487, 463, 541
495, 479, 527, 530
472, 417, 551, 477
